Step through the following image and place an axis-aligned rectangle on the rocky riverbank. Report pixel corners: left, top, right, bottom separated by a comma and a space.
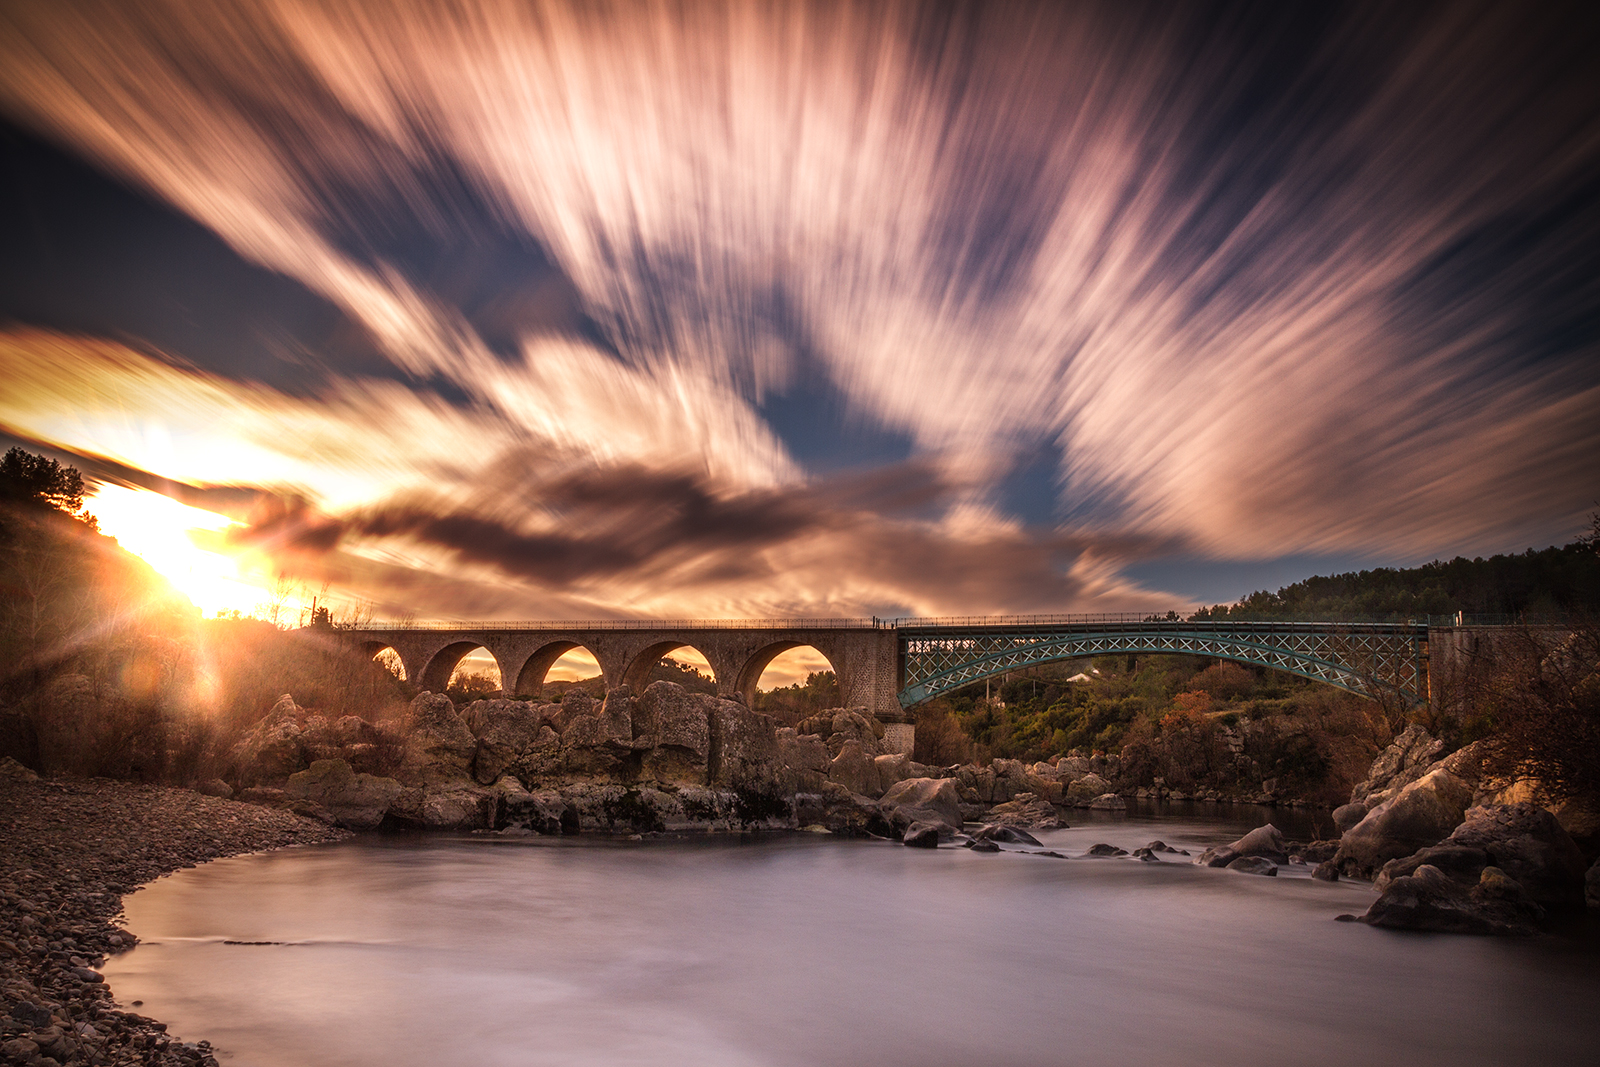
0, 765, 348, 1067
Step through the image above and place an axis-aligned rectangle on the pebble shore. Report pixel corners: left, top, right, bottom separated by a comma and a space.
1, 775, 350, 1066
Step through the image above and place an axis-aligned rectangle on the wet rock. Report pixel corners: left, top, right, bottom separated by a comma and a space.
1361, 863, 1543, 935
1225, 856, 1278, 876
793, 783, 895, 837
1132, 847, 1161, 862
1313, 860, 1340, 882
1374, 844, 1490, 892
984, 793, 1065, 829
1088, 793, 1126, 811
971, 824, 1043, 847
879, 777, 964, 837
1297, 840, 1339, 864
1198, 824, 1287, 868
902, 822, 942, 848
1086, 843, 1128, 857
966, 838, 1001, 852
285, 759, 403, 830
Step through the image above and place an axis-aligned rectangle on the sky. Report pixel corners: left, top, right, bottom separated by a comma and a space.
1, 0, 1597, 631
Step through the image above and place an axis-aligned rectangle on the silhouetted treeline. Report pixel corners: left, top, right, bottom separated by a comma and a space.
1192, 539, 1600, 620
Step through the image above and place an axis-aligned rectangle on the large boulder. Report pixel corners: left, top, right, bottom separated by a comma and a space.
708, 699, 781, 793
879, 777, 964, 837
1334, 767, 1475, 878
1374, 844, 1491, 892
776, 729, 831, 793
400, 693, 478, 783
798, 708, 884, 758
285, 758, 403, 830
468, 701, 552, 784
231, 694, 309, 781
388, 782, 499, 830
1225, 856, 1278, 876
793, 783, 896, 838
1440, 803, 1588, 909
1360, 863, 1543, 936
1198, 824, 1288, 868
634, 682, 712, 783
828, 740, 882, 797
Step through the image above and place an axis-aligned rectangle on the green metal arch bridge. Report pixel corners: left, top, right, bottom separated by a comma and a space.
895, 619, 1430, 708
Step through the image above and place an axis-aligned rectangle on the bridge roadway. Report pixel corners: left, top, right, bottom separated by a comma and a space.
350, 616, 1461, 753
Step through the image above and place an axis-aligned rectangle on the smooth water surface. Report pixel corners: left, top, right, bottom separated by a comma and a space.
105, 808, 1600, 1067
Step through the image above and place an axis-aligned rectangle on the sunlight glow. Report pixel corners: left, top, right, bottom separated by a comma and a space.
756, 646, 834, 691
87, 484, 272, 617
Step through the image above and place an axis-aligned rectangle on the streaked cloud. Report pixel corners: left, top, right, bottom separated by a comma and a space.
0, 1, 1595, 618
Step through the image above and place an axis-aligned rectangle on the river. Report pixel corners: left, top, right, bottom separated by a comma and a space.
103, 804, 1599, 1067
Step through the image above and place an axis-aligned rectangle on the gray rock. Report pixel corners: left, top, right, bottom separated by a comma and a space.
1334, 767, 1475, 878
1374, 844, 1490, 892
1198, 823, 1288, 868
1312, 860, 1340, 882
1088, 793, 1126, 811
829, 740, 883, 797
1065, 773, 1113, 804
879, 777, 965, 836
966, 838, 1001, 853
467, 700, 551, 784
1225, 856, 1278, 876
1350, 723, 1446, 808
1132, 847, 1161, 862
707, 698, 782, 793
1086, 843, 1128, 857
902, 822, 942, 848
400, 693, 478, 783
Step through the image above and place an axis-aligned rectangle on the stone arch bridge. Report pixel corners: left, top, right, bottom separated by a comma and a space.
349, 616, 1465, 753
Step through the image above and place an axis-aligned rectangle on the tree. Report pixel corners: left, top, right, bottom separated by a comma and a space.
0, 447, 88, 518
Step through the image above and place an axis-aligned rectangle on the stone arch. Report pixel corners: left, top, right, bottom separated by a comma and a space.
622, 641, 718, 692
734, 641, 840, 699
511, 640, 604, 698
419, 641, 503, 694
360, 641, 407, 681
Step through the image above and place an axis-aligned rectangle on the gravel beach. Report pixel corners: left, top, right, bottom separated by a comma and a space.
1, 770, 350, 1066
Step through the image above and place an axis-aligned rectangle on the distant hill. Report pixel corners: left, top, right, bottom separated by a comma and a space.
1192, 538, 1600, 621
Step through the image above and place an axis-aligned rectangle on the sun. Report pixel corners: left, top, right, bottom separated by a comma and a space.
86, 484, 279, 617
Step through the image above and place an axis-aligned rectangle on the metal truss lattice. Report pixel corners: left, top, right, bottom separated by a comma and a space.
897, 623, 1428, 708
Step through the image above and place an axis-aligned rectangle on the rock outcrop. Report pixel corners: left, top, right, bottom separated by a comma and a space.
400, 693, 478, 783
284, 759, 403, 830
1198, 824, 1288, 868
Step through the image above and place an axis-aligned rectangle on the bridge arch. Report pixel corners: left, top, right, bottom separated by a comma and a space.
359, 641, 408, 681
511, 641, 605, 698
734, 641, 839, 700
419, 641, 505, 694
622, 641, 718, 692
897, 626, 1427, 709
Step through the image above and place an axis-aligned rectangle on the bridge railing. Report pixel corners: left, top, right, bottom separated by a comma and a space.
352, 617, 886, 632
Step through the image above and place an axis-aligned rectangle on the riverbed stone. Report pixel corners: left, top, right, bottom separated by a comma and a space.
1225, 856, 1278, 876
984, 792, 1065, 829
1198, 823, 1288, 868
903, 822, 942, 848
971, 824, 1043, 846
1088, 793, 1125, 811
1086, 843, 1128, 857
